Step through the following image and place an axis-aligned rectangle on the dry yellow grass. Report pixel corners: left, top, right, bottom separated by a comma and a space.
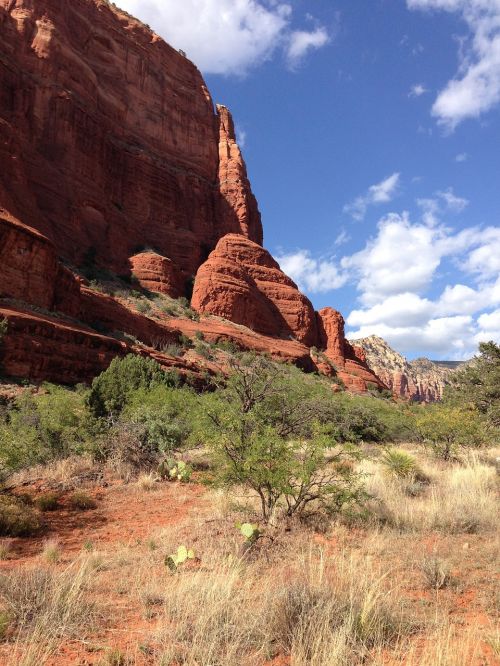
0, 447, 497, 665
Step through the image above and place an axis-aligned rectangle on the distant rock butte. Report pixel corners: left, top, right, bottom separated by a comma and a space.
348, 335, 464, 402
0, 0, 386, 393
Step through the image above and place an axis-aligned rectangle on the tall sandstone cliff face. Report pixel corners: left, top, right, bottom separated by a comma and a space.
349, 335, 462, 402
0, 0, 262, 288
0, 0, 386, 393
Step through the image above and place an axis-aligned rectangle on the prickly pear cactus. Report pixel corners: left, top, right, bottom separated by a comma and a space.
158, 458, 192, 483
236, 522, 260, 543
165, 545, 196, 572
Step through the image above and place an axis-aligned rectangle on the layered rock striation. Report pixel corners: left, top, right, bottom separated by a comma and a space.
0, 0, 262, 291
191, 234, 318, 347
348, 335, 463, 401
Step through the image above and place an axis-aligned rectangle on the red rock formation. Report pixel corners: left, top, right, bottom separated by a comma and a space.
0, 0, 262, 292
129, 252, 183, 298
349, 335, 460, 402
216, 106, 263, 245
0, 211, 81, 316
191, 234, 318, 346
317, 308, 387, 392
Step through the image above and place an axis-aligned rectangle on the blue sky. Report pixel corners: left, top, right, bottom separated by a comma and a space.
117, 0, 500, 360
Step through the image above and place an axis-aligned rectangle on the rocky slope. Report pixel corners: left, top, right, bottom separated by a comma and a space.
348, 335, 464, 401
0, 0, 386, 393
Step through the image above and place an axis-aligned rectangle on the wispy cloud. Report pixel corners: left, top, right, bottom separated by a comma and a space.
408, 0, 500, 129
344, 173, 401, 221
409, 83, 428, 97
455, 152, 468, 162
286, 27, 329, 69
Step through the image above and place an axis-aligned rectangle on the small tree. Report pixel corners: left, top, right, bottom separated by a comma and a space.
199, 354, 364, 523
87, 354, 179, 418
446, 341, 500, 429
414, 405, 486, 461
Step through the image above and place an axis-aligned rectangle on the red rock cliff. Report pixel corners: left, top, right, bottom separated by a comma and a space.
0, 0, 262, 293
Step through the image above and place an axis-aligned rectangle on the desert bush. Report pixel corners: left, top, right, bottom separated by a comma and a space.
68, 492, 97, 511
414, 405, 487, 460
35, 493, 60, 512
420, 556, 450, 590
136, 472, 158, 491
135, 299, 151, 314
122, 384, 197, 455
0, 385, 97, 476
198, 354, 365, 522
104, 422, 157, 481
87, 354, 180, 418
0, 495, 41, 537
380, 448, 428, 483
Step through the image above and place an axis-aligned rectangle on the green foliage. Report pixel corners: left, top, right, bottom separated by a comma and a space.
197, 354, 365, 522
0, 385, 97, 475
165, 545, 196, 572
236, 522, 260, 543
135, 299, 152, 314
87, 354, 180, 418
0, 495, 41, 537
123, 384, 197, 455
380, 449, 419, 479
446, 341, 500, 429
414, 405, 487, 460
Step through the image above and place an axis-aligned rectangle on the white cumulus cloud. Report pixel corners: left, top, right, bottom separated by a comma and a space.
277, 200, 500, 358
276, 249, 347, 293
116, 0, 329, 75
344, 173, 401, 221
408, 0, 500, 129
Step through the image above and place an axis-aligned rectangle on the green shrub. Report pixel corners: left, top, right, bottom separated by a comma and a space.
415, 405, 487, 460
198, 354, 365, 522
0, 318, 7, 342
68, 492, 97, 511
0, 495, 41, 537
36, 492, 60, 512
380, 449, 419, 479
123, 385, 197, 455
0, 385, 96, 475
135, 300, 152, 314
87, 354, 180, 418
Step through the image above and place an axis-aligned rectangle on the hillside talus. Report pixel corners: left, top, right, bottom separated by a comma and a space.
0, 0, 386, 393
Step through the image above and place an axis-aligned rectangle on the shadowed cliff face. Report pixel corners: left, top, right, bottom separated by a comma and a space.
0, 0, 386, 393
0, 0, 262, 287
